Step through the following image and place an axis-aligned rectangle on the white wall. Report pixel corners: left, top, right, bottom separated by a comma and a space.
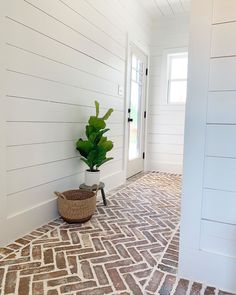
147, 16, 189, 173
180, 0, 236, 292
0, 1, 7, 246
0, 0, 152, 246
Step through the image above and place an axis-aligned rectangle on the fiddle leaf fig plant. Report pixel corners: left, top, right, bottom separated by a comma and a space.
76, 101, 114, 172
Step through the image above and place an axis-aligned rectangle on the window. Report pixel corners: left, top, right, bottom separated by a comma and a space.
167, 52, 188, 104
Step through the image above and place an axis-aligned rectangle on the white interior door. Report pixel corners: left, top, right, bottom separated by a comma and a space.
127, 45, 147, 178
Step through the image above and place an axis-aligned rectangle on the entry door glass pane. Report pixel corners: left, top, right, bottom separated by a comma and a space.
129, 54, 144, 160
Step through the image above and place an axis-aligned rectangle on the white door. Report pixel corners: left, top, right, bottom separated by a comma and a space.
127, 45, 147, 178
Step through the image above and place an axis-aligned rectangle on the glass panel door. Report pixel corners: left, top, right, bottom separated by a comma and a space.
127, 46, 147, 178
129, 55, 143, 160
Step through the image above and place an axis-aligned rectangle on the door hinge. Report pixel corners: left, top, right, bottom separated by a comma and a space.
145, 68, 148, 76
143, 152, 145, 159
144, 111, 147, 119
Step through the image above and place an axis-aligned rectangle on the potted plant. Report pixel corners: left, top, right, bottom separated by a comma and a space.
76, 101, 114, 186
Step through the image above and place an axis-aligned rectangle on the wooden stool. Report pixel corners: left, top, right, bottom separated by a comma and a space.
79, 182, 107, 206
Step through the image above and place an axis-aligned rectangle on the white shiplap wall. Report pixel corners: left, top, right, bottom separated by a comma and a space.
147, 16, 189, 173
0, 0, 152, 245
180, 0, 236, 292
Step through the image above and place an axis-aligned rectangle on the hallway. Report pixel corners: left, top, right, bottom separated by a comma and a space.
0, 173, 233, 295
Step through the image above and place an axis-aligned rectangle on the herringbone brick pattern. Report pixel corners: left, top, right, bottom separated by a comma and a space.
0, 172, 235, 295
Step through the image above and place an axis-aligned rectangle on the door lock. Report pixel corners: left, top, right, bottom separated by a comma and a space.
128, 118, 133, 122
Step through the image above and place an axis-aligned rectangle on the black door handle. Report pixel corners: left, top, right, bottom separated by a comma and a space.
128, 118, 133, 122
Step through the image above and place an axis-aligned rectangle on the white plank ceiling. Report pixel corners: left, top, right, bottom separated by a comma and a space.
138, 0, 191, 19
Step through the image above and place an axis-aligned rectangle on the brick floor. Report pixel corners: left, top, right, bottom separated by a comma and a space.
0, 172, 235, 295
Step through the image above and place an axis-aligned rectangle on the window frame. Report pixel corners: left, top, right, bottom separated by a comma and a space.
162, 49, 188, 105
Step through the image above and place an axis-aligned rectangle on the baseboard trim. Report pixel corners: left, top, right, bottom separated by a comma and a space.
3, 170, 125, 246
147, 161, 183, 174
179, 247, 236, 293
101, 170, 125, 191
6, 198, 58, 245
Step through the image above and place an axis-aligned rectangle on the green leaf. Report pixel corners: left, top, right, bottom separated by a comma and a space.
96, 157, 113, 168
88, 132, 98, 143
102, 108, 113, 120
95, 100, 99, 117
89, 116, 106, 131
93, 129, 109, 144
87, 146, 106, 168
98, 139, 113, 152
98, 136, 107, 145
86, 125, 96, 139
99, 128, 110, 135
76, 139, 93, 158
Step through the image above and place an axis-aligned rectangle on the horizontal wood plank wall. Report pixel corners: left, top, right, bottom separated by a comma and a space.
147, 17, 189, 173
180, 1, 236, 291
2, 0, 152, 245
0, 1, 8, 244
201, 0, 236, 259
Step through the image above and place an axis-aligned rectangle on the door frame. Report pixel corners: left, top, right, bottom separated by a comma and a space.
123, 40, 149, 179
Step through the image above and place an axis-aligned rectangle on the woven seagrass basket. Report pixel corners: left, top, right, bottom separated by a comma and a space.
54, 188, 97, 223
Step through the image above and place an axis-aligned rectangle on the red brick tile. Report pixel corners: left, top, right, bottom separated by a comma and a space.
9, 262, 41, 271
32, 282, 44, 295
105, 259, 134, 269
173, 279, 189, 295
81, 260, 93, 279
146, 270, 164, 293
94, 265, 109, 286
18, 276, 30, 295
4, 271, 17, 294
32, 245, 42, 260
0, 268, 4, 286
204, 287, 216, 295
56, 252, 66, 269
107, 268, 126, 291
76, 286, 113, 295
124, 273, 143, 295
44, 249, 54, 264
159, 274, 176, 295
47, 276, 80, 287
120, 263, 148, 274
33, 270, 68, 281
71, 232, 80, 244
60, 281, 97, 293
190, 282, 202, 295
68, 256, 78, 274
